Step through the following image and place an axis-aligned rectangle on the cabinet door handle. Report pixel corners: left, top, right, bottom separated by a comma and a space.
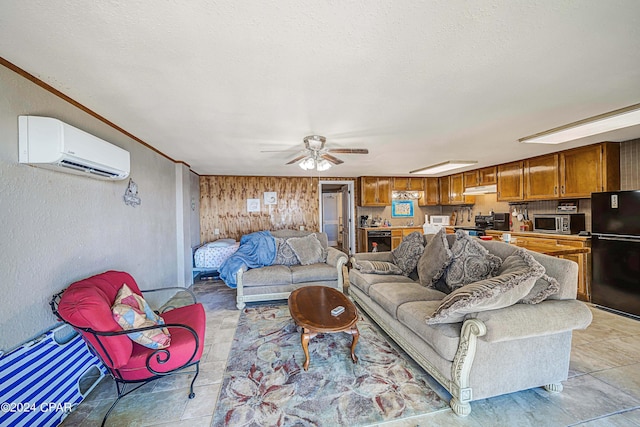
561, 185, 565, 194
554, 186, 557, 194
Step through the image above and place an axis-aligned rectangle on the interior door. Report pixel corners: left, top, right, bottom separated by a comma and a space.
322, 193, 339, 246
340, 184, 350, 254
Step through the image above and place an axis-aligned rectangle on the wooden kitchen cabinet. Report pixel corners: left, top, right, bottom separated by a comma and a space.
393, 177, 424, 191
391, 227, 424, 250
525, 153, 559, 200
559, 142, 620, 198
439, 176, 451, 205
464, 166, 497, 187
419, 177, 440, 206
440, 173, 475, 205
497, 161, 524, 201
360, 177, 391, 206
485, 231, 591, 302
391, 229, 403, 249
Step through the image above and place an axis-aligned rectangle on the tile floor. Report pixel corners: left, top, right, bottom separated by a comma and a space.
61, 279, 640, 427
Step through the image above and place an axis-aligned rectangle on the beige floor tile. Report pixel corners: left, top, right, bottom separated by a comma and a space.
181, 383, 221, 419
592, 363, 640, 400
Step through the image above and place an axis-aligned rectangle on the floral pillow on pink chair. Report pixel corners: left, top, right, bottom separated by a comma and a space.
111, 283, 171, 349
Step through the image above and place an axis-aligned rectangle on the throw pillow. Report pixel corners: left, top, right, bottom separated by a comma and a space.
273, 237, 300, 266
287, 233, 326, 265
444, 230, 502, 292
417, 228, 453, 288
111, 283, 171, 349
353, 259, 404, 275
392, 231, 425, 276
519, 273, 560, 304
427, 248, 545, 324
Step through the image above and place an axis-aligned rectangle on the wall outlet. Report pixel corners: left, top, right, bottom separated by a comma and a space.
214, 228, 220, 235
299, 226, 305, 231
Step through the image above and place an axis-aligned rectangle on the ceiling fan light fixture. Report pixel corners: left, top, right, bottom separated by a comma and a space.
299, 157, 316, 170
519, 103, 640, 144
316, 159, 332, 171
410, 160, 477, 175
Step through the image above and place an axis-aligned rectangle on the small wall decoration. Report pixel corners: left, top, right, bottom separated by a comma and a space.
247, 198, 260, 212
392, 200, 413, 217
264, 191, 277, 205
123, 178, 141, 207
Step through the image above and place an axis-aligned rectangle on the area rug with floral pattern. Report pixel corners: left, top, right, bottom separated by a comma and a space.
212, 303, 448, 426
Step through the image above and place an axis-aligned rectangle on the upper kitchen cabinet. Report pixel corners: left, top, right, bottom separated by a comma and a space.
360, 176, 391, 206
464, 166, 497, 187
559, 142, 620, 198
439, 176, 451, 205
393, 177, 424, 191
497, 161, 524, 201
441, 173, 475, 205
525, 153, 559, 200
418, 177, 440, 206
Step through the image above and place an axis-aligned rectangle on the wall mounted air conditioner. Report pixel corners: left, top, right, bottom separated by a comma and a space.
18, 116, 130, 180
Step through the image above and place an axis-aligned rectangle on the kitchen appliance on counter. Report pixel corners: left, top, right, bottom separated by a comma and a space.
591, 190, 640, 318
367, 229, 392, 252
533, 213, 585, 235
429, 215, 450, 226
492, 213, 511, 231
359, 215, 369, 227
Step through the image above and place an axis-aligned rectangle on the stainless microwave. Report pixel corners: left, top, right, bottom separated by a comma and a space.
533, 213, 586, 235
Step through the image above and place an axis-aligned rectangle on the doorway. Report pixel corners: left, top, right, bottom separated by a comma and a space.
319, 180, 355, 255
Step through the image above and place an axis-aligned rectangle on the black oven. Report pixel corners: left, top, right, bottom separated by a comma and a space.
367, 229, 392, 252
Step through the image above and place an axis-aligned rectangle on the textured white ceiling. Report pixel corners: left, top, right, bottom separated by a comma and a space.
1, 0, 639, 177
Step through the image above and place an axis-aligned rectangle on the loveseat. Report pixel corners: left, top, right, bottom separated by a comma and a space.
348, 230, 592, 416
233, 230, 348, 309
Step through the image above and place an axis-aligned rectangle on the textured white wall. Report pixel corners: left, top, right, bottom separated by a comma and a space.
0, 66, 183, 351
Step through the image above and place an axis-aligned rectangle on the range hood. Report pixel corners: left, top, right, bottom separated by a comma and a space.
462, 184, 497, 195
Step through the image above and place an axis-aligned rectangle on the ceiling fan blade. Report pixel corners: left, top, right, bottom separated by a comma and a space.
286, 154, 308, 165
327, 148, 369, 154
321, 153, 344, 165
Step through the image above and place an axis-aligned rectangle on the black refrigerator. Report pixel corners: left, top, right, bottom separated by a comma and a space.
591, 190, 640, 318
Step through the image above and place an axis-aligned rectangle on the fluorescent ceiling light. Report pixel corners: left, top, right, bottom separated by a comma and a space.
520, 103, 640, 144
462, 184, 497, 195
410, 160, 477, 175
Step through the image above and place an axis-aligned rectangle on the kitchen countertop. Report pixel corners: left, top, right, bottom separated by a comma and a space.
359, 226, 423, 230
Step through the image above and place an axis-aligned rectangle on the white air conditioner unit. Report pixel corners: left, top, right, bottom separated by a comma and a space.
18, 116, 130, 180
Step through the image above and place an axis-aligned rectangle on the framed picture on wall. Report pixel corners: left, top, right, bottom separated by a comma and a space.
392, 200, 414, 217
247, 198, 260, 212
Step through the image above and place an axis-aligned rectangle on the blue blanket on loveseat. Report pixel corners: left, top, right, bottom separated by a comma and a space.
219, 231, 277, 288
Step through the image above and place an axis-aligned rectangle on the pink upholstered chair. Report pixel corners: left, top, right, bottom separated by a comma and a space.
50, 270, 205, 426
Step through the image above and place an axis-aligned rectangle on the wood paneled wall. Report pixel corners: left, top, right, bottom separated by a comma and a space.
200, 176, 355, 243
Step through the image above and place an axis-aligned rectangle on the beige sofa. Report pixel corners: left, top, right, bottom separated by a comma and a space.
348, 235, 592, 416
235, 230, 348, 309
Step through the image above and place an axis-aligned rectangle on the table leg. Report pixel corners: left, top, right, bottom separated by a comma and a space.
350, 326, 359, 364
301, 329, 311, 371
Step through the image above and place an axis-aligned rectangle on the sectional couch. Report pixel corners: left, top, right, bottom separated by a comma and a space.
348, 231, 592, 416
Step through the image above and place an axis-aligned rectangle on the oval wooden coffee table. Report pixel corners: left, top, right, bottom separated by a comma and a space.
288, 286, 359, 371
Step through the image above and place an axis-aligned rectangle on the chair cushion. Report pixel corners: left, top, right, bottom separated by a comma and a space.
444, 230, 502, 292
111, 284, 171, 349
118, 303, 206, 381
273, 238, 300, 266
242, 265, 292, 287
392, 232, 425, 276
290, 263, 337, 284
353, 260, 403, 275
348, 269, 415, 296
287, 233, 326, 265
369, 282, 446, 319
397, 301, 461, 361
427, 248, 544, 324
519, 273, 560, 304
57, 271, 139, 369
418, 228, 453, 288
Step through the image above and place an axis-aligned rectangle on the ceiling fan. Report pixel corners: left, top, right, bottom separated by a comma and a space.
279, 135, 369, 171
